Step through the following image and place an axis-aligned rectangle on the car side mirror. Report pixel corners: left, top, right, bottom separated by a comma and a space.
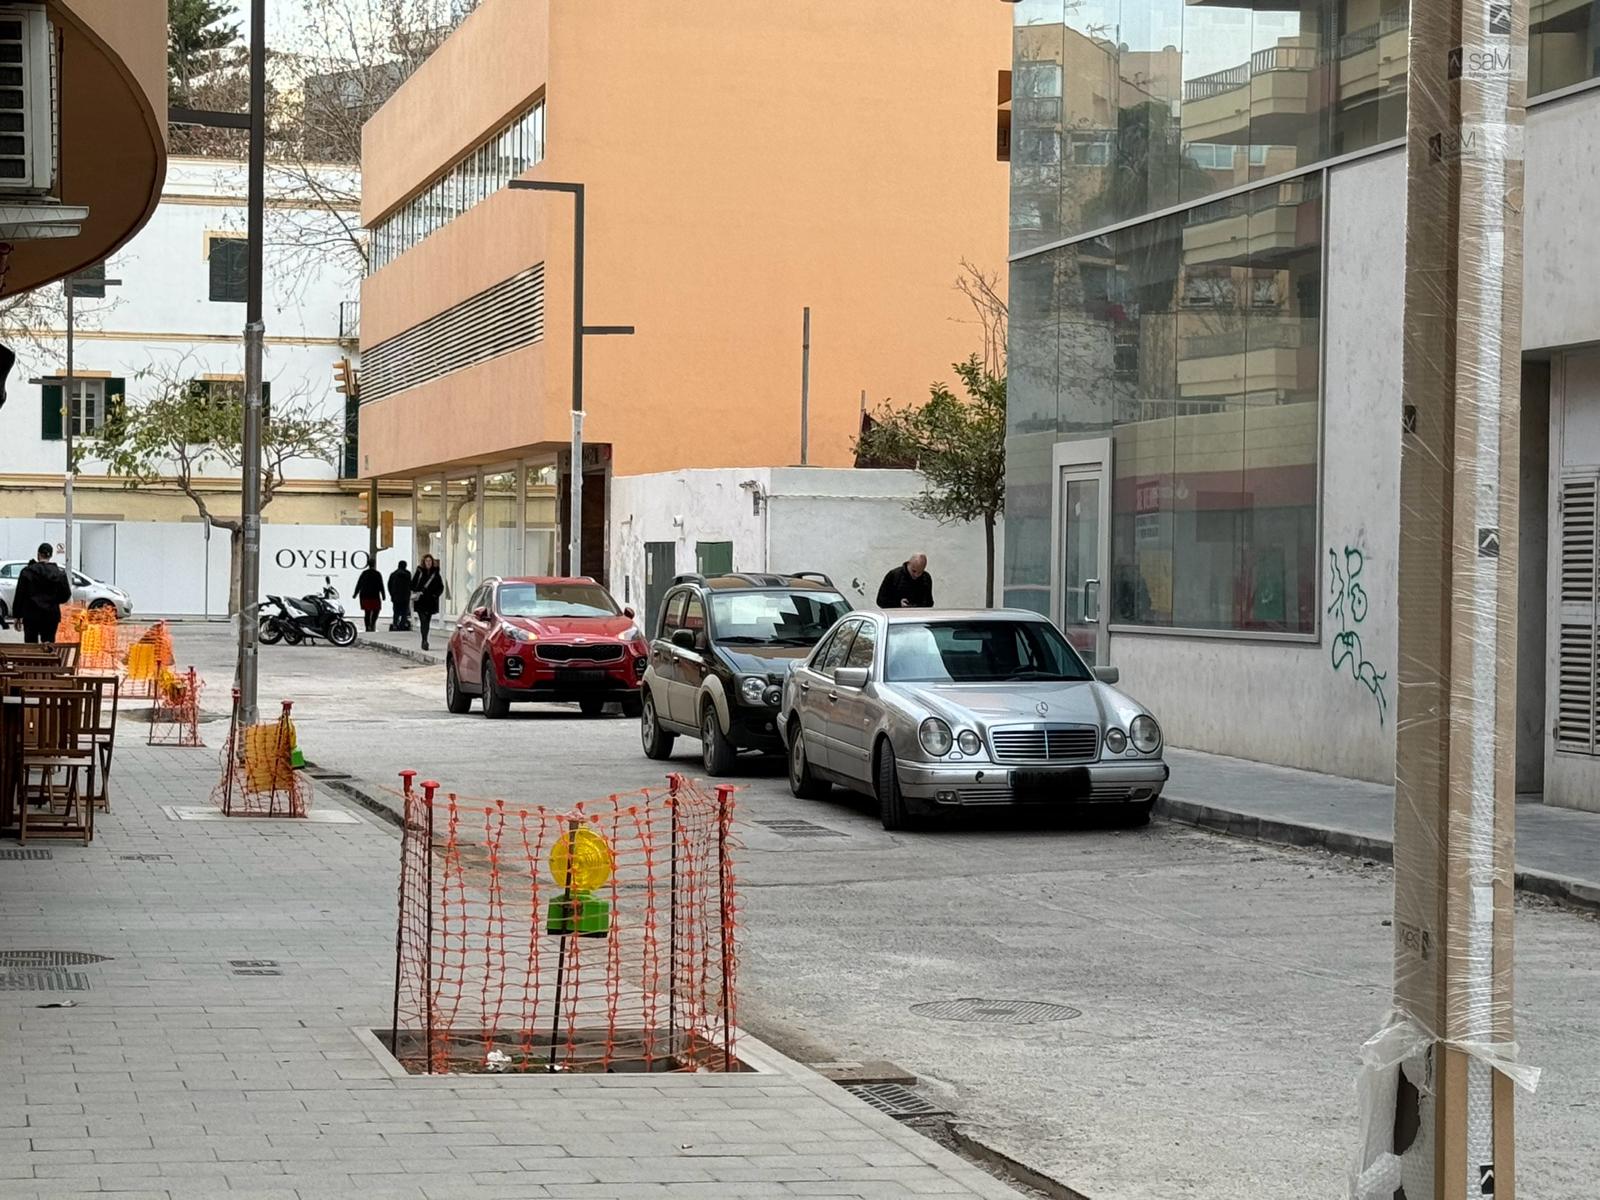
1093, 665, 1120, 685
670, 629, 697, 651
834, 666, 870, 690
623, 606, 635, 619
473, 606, 490, 621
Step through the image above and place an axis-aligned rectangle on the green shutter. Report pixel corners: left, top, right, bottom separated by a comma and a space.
41, 385, 62, 441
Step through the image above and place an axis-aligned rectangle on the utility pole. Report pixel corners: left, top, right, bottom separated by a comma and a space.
799, 307, 811, 466
237, 0, 267, 724
1362, 0, 1538, 1191
63, 281, 74, 571
507, 179, 632, 580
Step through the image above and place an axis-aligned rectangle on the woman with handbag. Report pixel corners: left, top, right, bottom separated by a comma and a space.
411, 555, 445, 651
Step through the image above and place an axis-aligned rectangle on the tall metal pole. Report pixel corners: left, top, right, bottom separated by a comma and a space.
62, 283, 74, 572
799, 307, 811, 466
570, 185, 585, 577
236, 0, 267, 724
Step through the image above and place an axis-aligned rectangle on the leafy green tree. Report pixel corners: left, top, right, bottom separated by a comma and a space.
855, 356, 1007, 606
75, 363, 341, 613
169, 0, 240, 104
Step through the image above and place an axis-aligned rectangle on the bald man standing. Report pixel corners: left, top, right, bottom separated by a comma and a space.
876, 553, 934, 609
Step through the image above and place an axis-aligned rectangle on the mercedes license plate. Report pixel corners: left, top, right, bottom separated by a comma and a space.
1010, 767, 1091, 803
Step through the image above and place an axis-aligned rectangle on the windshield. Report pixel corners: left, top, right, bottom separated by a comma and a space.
885, 620, 1093, 684
497, 583, 618, 619
710, 591, 849, 645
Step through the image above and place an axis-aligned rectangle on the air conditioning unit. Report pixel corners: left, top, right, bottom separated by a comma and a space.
0, 4, 55, 194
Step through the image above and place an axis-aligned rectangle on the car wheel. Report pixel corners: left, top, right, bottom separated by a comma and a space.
0, 599, 9, 626
700, 701, 736, 776
329, 619, 358, 647
640, 690, 675, 759
445, 658, 472, 714
481, 657, 510, 719
1116, 799, 1155, 828
259, 616, 282, 645
620, 693, 643, 719
788, 723, 830, 800
88, 598, 113, 611
578, 696, 606, 717
874, 741, 915, 832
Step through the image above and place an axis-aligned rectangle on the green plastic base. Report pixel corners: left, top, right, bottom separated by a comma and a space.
546, 891, 610, 937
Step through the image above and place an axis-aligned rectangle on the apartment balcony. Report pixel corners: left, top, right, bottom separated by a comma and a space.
1181, 181, 1317, 267
1181, 45, 1320, 146
339, 299, 361, 345
1337, 9, 1409, 105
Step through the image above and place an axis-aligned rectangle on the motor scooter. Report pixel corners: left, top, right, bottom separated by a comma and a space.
258, 577, 357, 647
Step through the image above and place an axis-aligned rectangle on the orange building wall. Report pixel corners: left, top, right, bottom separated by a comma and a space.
359, 0, 1011, 479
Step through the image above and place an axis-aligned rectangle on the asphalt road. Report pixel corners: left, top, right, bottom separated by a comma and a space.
175, 623, 1600, 1200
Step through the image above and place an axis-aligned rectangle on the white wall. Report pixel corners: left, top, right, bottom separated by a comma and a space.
0, 518, 412, 617
0, 157, 360, 479
1524, 93, 1600, 352
1110, 150, 1406, 782
608, 467, 994, 618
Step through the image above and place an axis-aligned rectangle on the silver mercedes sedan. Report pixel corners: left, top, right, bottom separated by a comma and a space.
778, 609, 1167, 830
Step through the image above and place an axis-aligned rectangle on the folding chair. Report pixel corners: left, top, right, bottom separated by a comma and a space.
17, 686, 96, 845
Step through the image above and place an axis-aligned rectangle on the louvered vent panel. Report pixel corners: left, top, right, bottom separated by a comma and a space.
1557, 623, 1596, 753
1560, 476, 1597, 604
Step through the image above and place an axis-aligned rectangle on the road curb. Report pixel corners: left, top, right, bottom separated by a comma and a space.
317, 776, 404, 830
352, 636, 441, 667
1157, 796, 1600, 916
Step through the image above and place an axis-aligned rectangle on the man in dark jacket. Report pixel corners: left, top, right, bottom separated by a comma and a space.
14, 543, 73, 643
387, 560, 412, 631
876, 554, 934, 609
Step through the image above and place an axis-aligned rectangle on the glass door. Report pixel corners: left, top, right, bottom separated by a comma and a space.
1052, 440, 1111, 667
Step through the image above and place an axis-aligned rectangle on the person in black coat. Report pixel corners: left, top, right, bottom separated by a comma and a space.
411, 555, 445, 650
13, 543, 73, 643
352, 564, 386, 633
876, 554, 934, 609
387, 560, 412, 632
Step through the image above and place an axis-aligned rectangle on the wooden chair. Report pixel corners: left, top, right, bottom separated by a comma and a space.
17, 686, 97, 845
81, 674, 119, 812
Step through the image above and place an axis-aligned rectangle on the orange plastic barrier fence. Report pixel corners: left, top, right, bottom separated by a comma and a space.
148, 666, 204, 748
390, 773, 739, 1076
210, 691, 309, 816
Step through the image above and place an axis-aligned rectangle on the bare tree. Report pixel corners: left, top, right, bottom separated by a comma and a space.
954, 259, 1008, 377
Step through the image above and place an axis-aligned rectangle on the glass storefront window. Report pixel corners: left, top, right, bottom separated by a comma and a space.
483, 470, 519, 578
524, 462, 558, 576
1005, 175, 1322, 635
414, 477, 443, 573
444, 475, 479, 615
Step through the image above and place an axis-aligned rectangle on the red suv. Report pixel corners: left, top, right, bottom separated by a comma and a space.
444, 576, 648, 718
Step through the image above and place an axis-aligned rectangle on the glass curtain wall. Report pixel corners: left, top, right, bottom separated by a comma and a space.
524, 463, 558, 576
482, 470, 519, 578
413, 459, 562, 614
414, 479, 443, 570
444, 475, 479, 615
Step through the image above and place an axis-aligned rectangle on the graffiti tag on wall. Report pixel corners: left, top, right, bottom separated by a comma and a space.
1328, 545, 1388, 725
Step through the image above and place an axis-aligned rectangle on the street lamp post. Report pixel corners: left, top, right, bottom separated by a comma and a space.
507, 179, 632, 578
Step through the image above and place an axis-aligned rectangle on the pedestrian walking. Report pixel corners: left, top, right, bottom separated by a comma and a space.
352, 562, 386, 634
412, 555, 445, 651
876, 553, 934, 609
387, 559, 412, 632
13, 542, 73, 643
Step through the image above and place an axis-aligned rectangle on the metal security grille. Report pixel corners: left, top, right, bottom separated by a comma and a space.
1558, 475, 1599, 753
361, 263, 545, 404
840, 1082, 949, 1120
0, 971, 89, 992
989, 725, 1099, 763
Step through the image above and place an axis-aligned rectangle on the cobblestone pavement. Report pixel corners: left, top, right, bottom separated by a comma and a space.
0, 719, 1024, 1198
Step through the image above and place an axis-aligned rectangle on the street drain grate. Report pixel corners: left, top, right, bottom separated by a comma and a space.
910, 998, 1082, 1025
0, 951, 111, 967
230, 960, 282, 976
0, 971, 90, 992
233, 969, 282, 976
118, 853, 173, 863
0, 848, 52, 860
755, 819, 849, 839
841, 1082, 949, 1120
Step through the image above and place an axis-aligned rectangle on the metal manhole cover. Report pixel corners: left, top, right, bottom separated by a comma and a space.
0, 950, 111, 967
0, 971, 90, 991
841, 1082, 949, 1119
910, 998, 1082, 1025
0, 848, 52, 860
755, 819, 849, 839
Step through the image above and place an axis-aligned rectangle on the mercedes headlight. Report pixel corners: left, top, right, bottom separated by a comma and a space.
918, 718, 954, 756
956, 729, 982, 756
739, 675, 767, 705
1104, 728, 1128, 754
1129, 715, 1162, 754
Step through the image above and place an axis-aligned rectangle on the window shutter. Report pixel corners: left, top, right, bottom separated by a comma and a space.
1557, 474, 1599, 753
105, 377, 125, 430
40, 384, 62, 441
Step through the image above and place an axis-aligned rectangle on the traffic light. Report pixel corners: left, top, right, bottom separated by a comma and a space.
332, 357, 357, 397
356, 489, 370, 523
380, 509, 394, 551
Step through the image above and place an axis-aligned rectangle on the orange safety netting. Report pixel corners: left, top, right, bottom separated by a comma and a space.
390, 772, 740, 1076
210, 691, 309, 817
148, 666, 204, 747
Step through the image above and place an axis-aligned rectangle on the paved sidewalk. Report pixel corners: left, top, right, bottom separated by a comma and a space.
1161, 747, 1600, 909
355, 627, 445, 666
0, 738, 1024, 1199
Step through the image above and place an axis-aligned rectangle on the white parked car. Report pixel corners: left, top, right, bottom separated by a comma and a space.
0, 560, 134, 624
779, 609, 1167, 830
